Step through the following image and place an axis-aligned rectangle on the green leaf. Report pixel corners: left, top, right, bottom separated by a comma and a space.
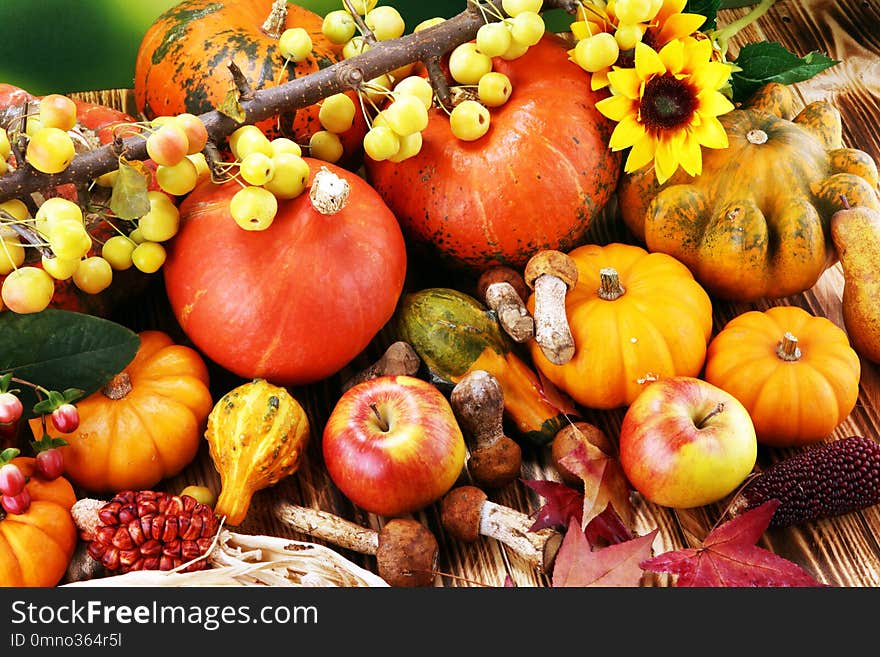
719, 0, 762, 7
0, 309, 139, 419
110, 158, 151, 219
731, 41, 839, 102
685, 0, 720, 31
0, 447, 19, 464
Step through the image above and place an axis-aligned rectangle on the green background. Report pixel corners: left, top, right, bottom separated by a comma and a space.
0, 1, 477, 94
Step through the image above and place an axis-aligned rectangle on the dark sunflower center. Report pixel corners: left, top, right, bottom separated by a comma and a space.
640, 74, 698, 131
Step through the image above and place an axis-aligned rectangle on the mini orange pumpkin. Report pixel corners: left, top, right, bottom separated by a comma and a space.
704, 305, 861, 447
0, 457, 77, 587
30, 330, 213, 493
528, 243, 714, 410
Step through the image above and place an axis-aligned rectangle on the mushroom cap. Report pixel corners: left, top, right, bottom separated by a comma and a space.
524, 250, 578, 290
376, 518, 438, 587
476, 266, 530, 303
439, 485, 488, 543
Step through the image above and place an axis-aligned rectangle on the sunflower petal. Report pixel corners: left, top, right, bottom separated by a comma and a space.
595, 94, 636, 122
607, 67, 643, 99
659, 38, 685, 75
654, 130, 686, 184
624, 132, 657, 172
571, 21, 591, 40
697, 90, 735, 117
678, 133, 704, 177
692, 115, 730, 149
682, 36, 714, 70
655, 0, 688, 25
691, 61, 734, 91
609, 116, 646, 151
590, 68, 611, 90
635, 42, 667, 79
656, 13, 707, 46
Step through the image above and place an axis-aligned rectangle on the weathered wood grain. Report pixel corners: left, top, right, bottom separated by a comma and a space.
69, 0, 880, 588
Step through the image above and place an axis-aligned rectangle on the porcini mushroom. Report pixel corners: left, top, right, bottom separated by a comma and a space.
524, 249, 578, 365
476, 266, 534, 343
341, 340, 421, 392
439, 485, 562, 575
275, 503, 438, 587
450, 370, 522, 489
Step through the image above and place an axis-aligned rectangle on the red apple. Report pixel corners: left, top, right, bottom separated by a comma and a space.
618, 376, 757, 509
323, 375, 467, 517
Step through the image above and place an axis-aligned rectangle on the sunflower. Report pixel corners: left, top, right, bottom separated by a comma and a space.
570, 0, 708, 90
594, 37, 735, 184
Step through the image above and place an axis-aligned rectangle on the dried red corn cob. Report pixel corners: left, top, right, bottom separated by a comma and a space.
730, 435, 880, 528
85, 490, 220, 574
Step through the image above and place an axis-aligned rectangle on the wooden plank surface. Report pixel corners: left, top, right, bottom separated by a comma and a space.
75, 0, 880, 587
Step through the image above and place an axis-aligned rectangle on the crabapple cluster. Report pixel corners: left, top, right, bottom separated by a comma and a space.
0, 96, 198, 314
569, 0, 665, 73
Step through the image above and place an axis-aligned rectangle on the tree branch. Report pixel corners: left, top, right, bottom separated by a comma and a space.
0, 0, 577, 204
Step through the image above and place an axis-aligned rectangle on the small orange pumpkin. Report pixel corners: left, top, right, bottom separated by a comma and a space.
30, 330, 213, 493
528, 243, 714, 410
704, 305, 861, 447
0, 457, 77, 587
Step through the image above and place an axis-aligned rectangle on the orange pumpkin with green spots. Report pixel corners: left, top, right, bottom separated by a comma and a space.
618, 83, 880, 302
364, 34, 621, 273
133, 0, 366, 166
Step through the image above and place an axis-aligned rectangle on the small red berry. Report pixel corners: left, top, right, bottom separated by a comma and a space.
50, 403, 80, 433
1, 488, 31, 515
0, 463, 26, 496
35, 448, 64, 480
0, 392, 23, 425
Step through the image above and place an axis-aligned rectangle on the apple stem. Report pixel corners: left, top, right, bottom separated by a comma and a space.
369, 403, 389, 432
695, 402, 725, 429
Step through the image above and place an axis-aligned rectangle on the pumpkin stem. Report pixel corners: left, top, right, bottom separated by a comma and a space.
777, 332, 802, 361
261, 0, 288, 39
309, 166, 351, 215
102, 372, 133, 400
746, 129, 769, 145
597, 267, 626, 300
695, 402, 725, 429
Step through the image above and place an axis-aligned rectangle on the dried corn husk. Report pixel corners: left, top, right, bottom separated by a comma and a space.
64, 529, 389, 587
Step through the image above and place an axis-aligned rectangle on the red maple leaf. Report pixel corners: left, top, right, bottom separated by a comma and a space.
640, 500, 824, 587
523, 479, 582, 531
523, 478, 633, 546
552, 519, 658, 587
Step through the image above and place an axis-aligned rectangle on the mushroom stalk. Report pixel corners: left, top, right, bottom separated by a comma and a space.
450, 370, 522, 489
275, 502, 439, 587
440, 486, 562, 574
524, 250, 578, 365
477, 266, 534, 343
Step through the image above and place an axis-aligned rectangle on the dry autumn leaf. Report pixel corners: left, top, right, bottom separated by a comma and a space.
523, 479, 633, 546
557, 435, 635, 530
640, 500, 824, 587
552, 519, 658, 587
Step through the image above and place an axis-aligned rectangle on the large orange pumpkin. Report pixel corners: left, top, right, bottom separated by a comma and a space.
30, 330, 213, 493
163, 158, 407, 387
133, 0, 366, 166
0, 457, 77, 587
364, 34, 621, 272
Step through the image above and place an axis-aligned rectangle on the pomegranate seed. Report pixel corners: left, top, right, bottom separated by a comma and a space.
0, 392, 23, 425
50, 403, 80, 433
35, 448, 64, 480
0, 463, 26, 496
1, 488, 31, 515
